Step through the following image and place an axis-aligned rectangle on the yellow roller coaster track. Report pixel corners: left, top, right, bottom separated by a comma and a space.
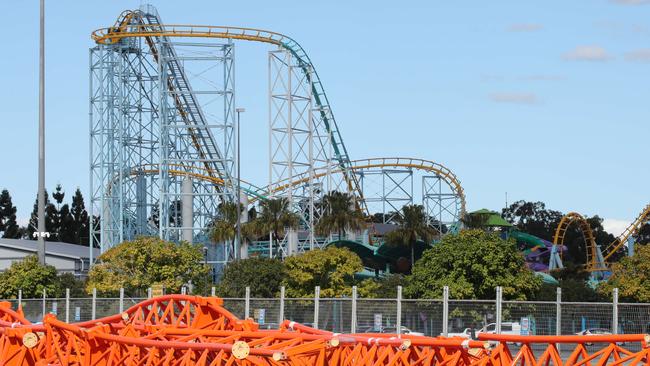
126, 157, 466, 217
553, 204, 650, 270
552, 212, 603, 272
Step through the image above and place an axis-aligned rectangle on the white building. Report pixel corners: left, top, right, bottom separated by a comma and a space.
0, 238, 98, 275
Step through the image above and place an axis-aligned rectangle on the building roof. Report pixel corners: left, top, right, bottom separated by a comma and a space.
0, 238, 98, 260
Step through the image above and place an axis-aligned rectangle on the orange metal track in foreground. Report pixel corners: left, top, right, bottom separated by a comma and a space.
0, 296, 648, 366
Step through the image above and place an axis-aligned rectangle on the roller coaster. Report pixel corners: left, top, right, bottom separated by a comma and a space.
552, 204, 650, 273
89, 4, 464, 271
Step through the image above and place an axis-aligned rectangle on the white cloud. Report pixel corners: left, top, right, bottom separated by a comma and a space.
610, 0, 650, 5
489, 92, 538, 105
603, 218, 631, 237
17, 217, 30, 227
563, 45, 612, 61
507, 23, 543, 32
625, 48, 650, 62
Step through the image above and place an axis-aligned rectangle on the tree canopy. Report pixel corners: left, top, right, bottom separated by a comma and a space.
87, 237, 210, 296
405, 229, 542, 300
217, 257, 285, 298
0, 255, 62, 298
283, 247, 363, 298
315, 191, 365, 240
385, 204, 435, 271
599, 244, 650, 302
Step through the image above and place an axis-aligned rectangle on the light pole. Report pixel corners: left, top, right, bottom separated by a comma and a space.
235, 108, 245, 260
36, 0, 47, 264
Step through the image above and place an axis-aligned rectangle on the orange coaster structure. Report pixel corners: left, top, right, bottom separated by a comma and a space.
0, 295, 648, 366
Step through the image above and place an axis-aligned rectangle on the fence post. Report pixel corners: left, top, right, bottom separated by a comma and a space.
397, 286, 402, 336
65, 288, 70, 323
42, 288, 46, 318
442, 286, 449, 337
613, 287, 619, 334
495, 286, 502, 334
181, 286, 187, 295
279, 286, 285, 324
314, 286, 320, 329
245, 286, 250, 319
119, 288, 124, 313
211, 286, 216, 297
18, 289, 22, 309
147, 287, 152, 299
351, 286, 358, 333
556, 287, 562, 336
92, 288, 97, 320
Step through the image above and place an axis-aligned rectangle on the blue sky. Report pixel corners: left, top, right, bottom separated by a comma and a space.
1, 0, 648, 234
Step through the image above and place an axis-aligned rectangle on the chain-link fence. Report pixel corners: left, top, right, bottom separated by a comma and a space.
6, 285, 648, 339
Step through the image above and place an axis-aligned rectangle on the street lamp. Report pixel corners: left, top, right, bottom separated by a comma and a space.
235, 108, 245, 260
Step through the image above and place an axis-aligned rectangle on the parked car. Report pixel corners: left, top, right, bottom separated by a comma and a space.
575, 328, 619, 346
443, 322, 522, 345
362, 326, 424, 336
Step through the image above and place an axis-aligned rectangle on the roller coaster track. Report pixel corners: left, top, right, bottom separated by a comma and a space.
93, 14, 366, 212
2, 295, 650, 366
112, 9, 232, 187
553, 204, 650, 271
126, 157, 466, 216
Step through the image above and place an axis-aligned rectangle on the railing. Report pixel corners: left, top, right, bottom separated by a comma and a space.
9, 285, 644, 339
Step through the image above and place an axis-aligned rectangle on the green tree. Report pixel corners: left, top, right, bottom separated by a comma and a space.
216, 258, 285, 297
252, 198, 299, 257
210, 202, 241, 250
385, 204, 435, 271
315, 191, 365, 240
0, 189, 21, 238
283, 247, 362, 298
599, 244, 650, 302
405, 229, 542, 300
534, 264, 604, 301
70, 189, 90, 245
56, 272, 87, 298
502, 200, 562, 241
0, 255, 61, 298
52, 184, 65, 210
86, 237, 210, 296
27, 189, 58, 241
357, 274, 407, 298
58, 204, 76, 243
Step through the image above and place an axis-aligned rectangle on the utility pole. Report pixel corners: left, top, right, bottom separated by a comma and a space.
235, 108, 245, 260
36, 0, 47, 264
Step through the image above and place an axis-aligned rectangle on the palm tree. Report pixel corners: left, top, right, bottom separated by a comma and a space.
210, 202, 241, 253
385, 204, 436, 272
255, 197, 300, 257
315, 191, 366, 241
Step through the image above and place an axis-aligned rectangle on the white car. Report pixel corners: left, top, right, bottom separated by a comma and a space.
443, 322, 522, 339
363, 326, 424, 336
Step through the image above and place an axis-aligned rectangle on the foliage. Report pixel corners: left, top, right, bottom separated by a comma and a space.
405, 229, 542, 300
0, 255, 61, 298
27, 189, 59, 241
216, 258, 285, 298
248, 198, 300, 256
534, 265, 604, 301
599, 244, 650, 302
210, 202, 241, 249
460, 211, 490, 229
315, 191, 365, 240
502, 200, 562, 241
86, 237, 210, 296
56, 272, 87, 298
283, 247, 362, 298
70, 189, 90, 245
384, 205, 435, 271
357, 274, 407, 298
0, 189, 21, 238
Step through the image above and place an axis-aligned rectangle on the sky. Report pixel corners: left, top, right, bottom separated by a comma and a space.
0, 0, 648, 236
